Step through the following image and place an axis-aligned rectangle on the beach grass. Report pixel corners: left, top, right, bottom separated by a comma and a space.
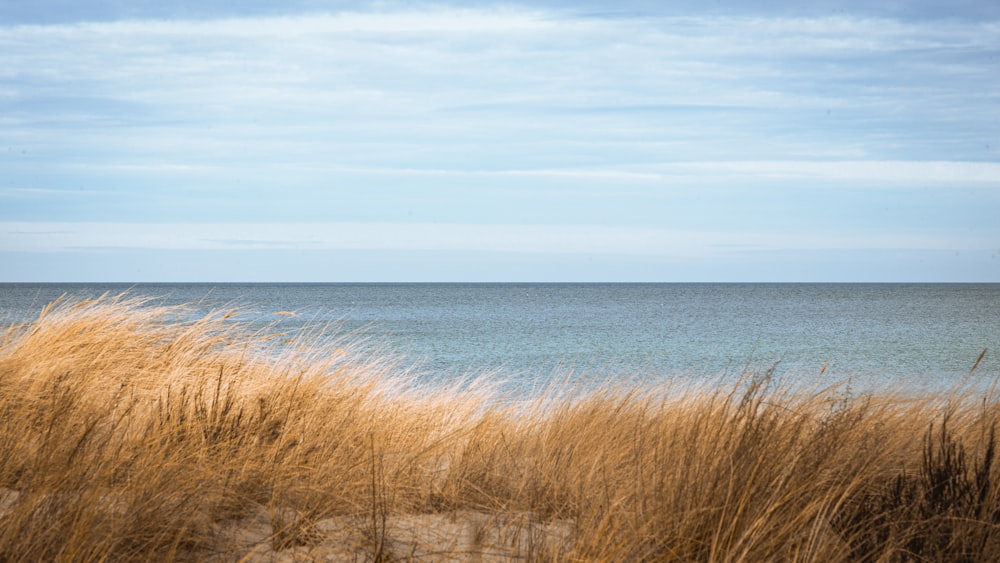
1, 295, 998, 561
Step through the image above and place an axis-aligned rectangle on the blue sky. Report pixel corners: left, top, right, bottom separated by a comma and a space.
1, 1, 998, 282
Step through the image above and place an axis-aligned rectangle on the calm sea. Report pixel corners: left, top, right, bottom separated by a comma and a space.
1, 283, 998, 394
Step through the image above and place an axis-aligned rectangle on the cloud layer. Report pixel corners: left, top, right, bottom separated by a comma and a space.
1, 4, 998, 281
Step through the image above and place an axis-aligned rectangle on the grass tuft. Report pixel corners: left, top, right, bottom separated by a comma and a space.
0, 295, 998, 561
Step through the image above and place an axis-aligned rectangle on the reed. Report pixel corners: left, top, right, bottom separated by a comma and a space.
0, 295, 997, 561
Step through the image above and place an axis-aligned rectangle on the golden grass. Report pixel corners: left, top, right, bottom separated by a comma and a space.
1, 294, 998, 561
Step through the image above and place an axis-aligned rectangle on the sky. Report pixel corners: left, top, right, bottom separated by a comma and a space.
1, 0, 998, 282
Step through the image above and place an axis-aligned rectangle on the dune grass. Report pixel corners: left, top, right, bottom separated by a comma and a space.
1, 295, 998, 561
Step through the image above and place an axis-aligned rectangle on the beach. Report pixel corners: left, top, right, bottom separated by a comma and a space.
1, 294, 999, 560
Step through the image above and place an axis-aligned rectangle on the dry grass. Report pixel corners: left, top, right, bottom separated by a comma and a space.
1, 294, 998, 561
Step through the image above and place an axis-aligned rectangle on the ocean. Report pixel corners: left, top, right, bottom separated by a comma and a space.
1, 283, 998, 394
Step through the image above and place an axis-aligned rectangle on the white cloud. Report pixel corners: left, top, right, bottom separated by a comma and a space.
2, 7, 998, 283
651, 161, 1000, 185
5, 10, 995, 121
1, 222, 991, 256
329, 160, 1000, 185
46, 160, 995, 186
58, 9, 557, 37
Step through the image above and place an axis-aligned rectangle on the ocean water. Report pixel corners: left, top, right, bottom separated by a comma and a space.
1, 283, 998, 394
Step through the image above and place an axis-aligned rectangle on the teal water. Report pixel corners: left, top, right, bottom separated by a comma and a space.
1, 283, 998, 393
